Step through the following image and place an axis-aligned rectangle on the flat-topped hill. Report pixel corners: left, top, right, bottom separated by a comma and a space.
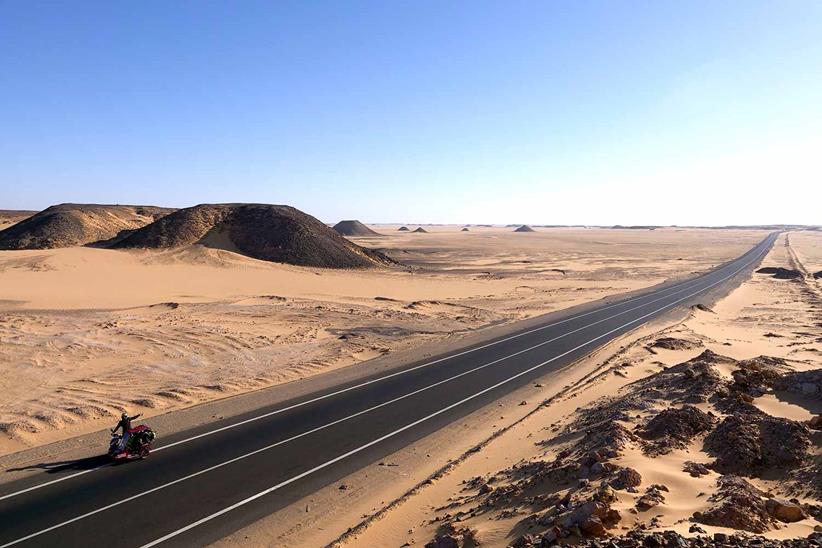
0, 204, 173, 250
113, 203, 394, 268
332, 220, 381, 236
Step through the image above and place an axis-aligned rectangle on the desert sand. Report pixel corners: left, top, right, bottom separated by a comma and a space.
0, 226, 767, 455
300, 232, 819, 548
0, 210, 36, 229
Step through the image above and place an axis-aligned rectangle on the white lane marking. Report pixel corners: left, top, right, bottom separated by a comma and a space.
137, 245, 767, 548
0, 242, 770, 548
0, 245, 758, 502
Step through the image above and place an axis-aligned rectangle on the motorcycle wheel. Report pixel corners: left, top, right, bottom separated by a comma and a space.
139, 444, 150, 459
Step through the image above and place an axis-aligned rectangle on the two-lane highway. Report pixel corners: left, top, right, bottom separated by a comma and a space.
0, 233, 777, 547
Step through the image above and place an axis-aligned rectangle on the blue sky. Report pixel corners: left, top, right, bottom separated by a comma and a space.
1, 1, 820, 225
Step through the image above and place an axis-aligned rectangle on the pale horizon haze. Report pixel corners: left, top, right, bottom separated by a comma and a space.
1, 2, 820, 226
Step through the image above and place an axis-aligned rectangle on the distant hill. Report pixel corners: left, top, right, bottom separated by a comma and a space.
332, 220, 381, 236
0, 210, 37, 229
113, 203, 394, 268
0, 204, 174, 250
461, 227, 469, 231
397, 226, 410, 231
513, 225, 535, 232
412, 227, 428, 233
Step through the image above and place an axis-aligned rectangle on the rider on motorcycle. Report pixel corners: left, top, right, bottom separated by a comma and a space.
112, 412, 142, 455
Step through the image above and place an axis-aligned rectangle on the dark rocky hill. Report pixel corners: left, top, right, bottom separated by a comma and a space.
113, 203, 394, 268
0, 204, 174, 249
332, 220, 381, 236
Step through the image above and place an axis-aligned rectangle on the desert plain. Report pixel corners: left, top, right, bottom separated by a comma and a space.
0, 207, 819, 547
0, 215, 766, 455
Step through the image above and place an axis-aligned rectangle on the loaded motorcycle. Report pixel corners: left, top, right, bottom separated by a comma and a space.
108, 424, 156, 460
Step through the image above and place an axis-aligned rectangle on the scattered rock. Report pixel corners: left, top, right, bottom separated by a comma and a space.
636, 484, 667, 511
683, 461, 711, 478
611, 467, 643, 490
425, 524, 478, 548
765, 497, 807, 523
517, 528, 822, 548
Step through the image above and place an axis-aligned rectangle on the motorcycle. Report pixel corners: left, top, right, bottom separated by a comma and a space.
108, 424, 156, 460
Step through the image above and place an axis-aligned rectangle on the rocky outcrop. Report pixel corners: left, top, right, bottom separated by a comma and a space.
638, 405, 717, 455
113, 204, 395, 268
776, 369, 822, 399
0, 204, 173, 249
650, 337, 700, 351
628, 350, 733, 404
730, 356, 790, 397
704, 412, 810, 476
692, 475, 774, 533
756, 267, 802, 279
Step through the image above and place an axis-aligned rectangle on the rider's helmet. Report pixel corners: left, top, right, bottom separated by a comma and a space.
121, 412, 128, 420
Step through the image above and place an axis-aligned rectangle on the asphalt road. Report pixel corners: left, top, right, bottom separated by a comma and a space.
0, 233, 777, 548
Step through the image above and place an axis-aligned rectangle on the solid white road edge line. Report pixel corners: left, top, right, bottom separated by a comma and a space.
136, 248, 762, 548
0, 241, 769, 548
0, 243, 763, 502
